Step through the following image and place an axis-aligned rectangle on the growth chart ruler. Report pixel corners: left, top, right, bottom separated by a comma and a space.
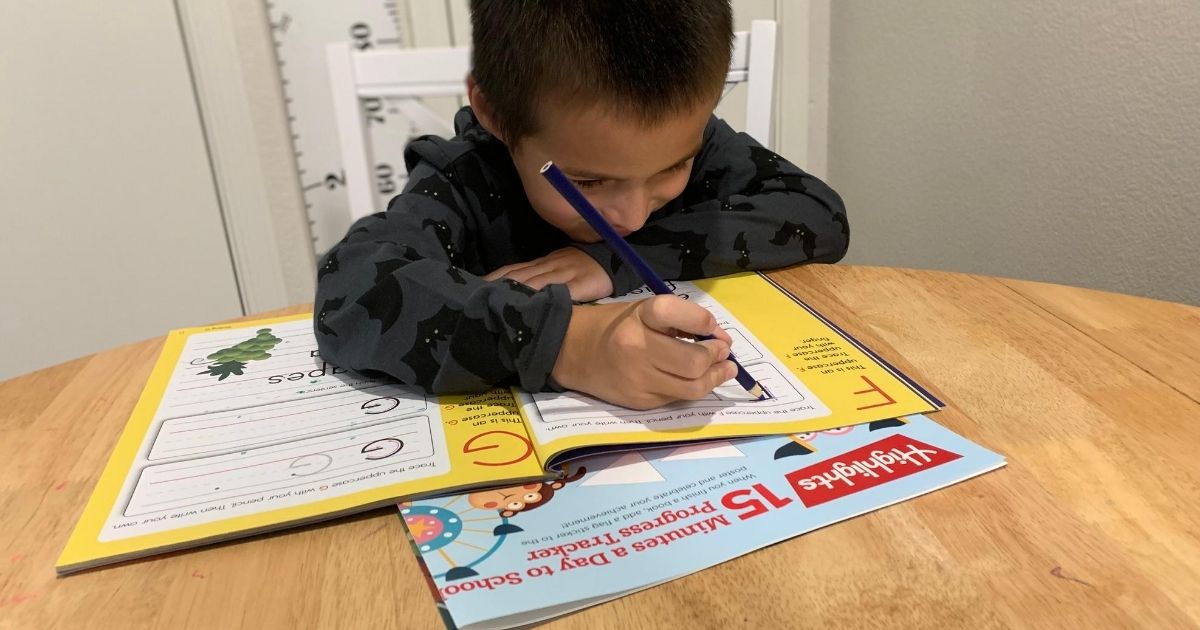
265, 0, 466, 255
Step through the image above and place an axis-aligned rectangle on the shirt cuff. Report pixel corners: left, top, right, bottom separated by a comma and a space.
514, 282, 574, 392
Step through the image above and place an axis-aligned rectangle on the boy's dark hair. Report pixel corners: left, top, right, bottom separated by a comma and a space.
470, 0, 733, 144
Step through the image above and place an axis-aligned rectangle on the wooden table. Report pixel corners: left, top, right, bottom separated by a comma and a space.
3, 266, 1198, 629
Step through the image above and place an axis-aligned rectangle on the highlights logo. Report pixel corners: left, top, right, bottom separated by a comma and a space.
784, 434, 961, 507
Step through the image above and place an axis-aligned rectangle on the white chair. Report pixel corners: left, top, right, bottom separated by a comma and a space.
327, 20, 777, 221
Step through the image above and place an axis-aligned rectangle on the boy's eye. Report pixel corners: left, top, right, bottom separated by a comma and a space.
659, 159, 692, 176
570, 178, 604, 190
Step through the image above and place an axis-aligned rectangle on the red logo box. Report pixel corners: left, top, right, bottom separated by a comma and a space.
785, 434, 961, 507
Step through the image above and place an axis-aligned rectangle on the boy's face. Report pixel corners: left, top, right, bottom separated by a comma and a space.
504, 100, 712, 243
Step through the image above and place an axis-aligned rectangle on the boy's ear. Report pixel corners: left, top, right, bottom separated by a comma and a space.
466, 73, 505, 143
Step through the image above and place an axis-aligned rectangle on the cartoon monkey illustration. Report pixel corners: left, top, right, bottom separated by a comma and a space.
467, 466, 587, 518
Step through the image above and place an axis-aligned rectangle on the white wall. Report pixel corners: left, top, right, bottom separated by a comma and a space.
0, 1, 244, 381
828, 1, 1200, 305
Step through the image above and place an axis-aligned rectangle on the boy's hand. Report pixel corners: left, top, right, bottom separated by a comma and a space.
483, 247, 613, 302
552, 296, 737, 410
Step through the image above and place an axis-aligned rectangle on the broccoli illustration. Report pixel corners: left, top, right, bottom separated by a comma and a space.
198, 328, 282, 380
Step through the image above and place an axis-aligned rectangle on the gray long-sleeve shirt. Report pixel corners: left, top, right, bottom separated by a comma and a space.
314, 107, 848, 394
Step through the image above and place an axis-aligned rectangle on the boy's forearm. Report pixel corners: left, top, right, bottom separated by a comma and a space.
313, 183, 574, 394
315, 244, 574, 393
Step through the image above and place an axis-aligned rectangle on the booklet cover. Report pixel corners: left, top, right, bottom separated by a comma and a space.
401, 414, 1004, 629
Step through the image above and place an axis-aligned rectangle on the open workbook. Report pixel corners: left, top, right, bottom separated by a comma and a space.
58, 272, 942, 574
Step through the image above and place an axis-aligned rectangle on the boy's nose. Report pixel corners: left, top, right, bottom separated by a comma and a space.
608, 211, 646, 236
606, 191, 655, 234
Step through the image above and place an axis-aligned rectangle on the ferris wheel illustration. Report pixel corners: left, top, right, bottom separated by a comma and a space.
401, 496, 523, 582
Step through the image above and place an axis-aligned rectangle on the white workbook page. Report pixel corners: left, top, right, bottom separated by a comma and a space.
99, 318, 450, 541
522, 281, 830, 445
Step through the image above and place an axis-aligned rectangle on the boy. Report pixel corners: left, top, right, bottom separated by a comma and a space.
314, 0, 848, 410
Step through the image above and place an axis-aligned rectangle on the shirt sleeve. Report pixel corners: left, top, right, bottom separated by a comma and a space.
573, 117, 850, 295
313, 161, 573, 393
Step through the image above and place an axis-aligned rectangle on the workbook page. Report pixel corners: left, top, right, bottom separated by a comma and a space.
97, 317, 453, 541
60, 314, 549, 573
521, 280, 832, 450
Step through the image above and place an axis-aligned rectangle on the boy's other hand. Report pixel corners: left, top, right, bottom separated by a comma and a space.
552, 296, 737, 410
483, 247, 613, 302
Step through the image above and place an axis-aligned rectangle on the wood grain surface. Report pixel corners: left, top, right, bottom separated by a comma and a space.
2, 266, 1197, 629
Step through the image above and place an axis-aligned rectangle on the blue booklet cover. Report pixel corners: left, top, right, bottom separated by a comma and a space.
399, 414, 1004, 629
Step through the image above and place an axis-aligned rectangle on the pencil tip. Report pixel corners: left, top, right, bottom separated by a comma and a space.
749, 384, 766, 400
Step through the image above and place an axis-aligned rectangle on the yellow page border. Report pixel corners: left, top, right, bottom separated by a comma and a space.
57, 313, 546, 572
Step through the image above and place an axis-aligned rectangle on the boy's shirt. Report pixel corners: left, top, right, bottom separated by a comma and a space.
314, 107, 849, 394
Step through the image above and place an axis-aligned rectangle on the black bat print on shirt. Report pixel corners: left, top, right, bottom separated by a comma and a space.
409, 174, 468, 223
630, 225, 710, 278
422, 219, 461, 265
733, 232, 751, 269
355, 260, 407, 334
745, 146, 809, 196
400, 304, 460, 389
769, 221, 817, 260
317, 250, 340, 281
315, 297, 345, 337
